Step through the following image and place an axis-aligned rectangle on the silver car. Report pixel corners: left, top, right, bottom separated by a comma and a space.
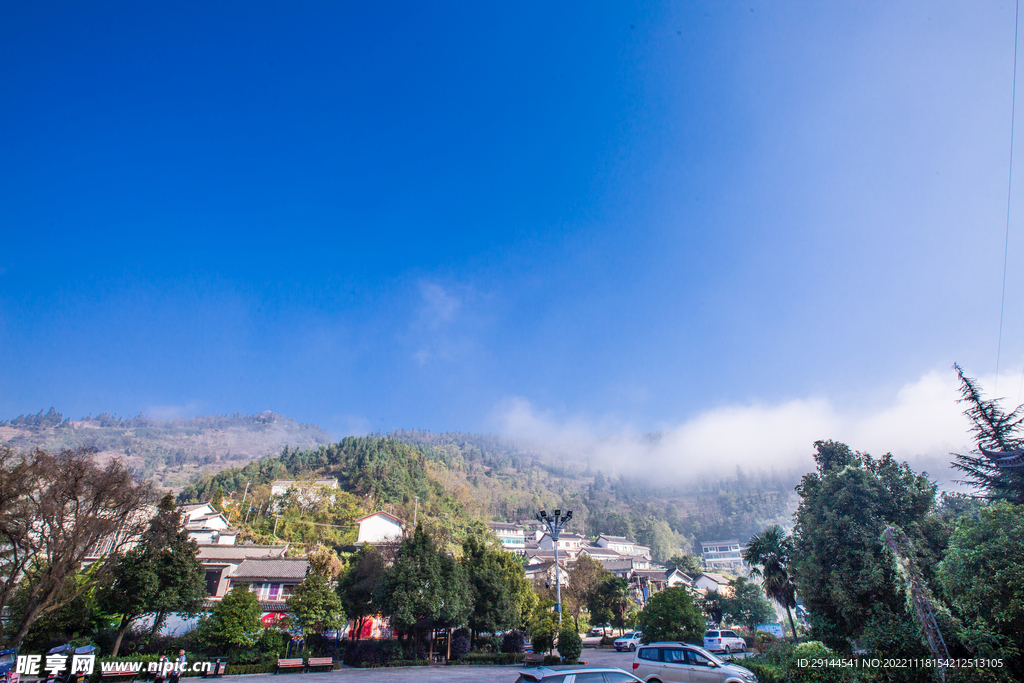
614, 631, 643, 651
516, 667, 642, 683
631, 642, 758, 683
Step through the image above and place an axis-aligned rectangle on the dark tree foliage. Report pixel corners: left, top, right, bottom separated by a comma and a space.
99, 493, 206, 654
792, 440, 936, 654
951, 364, 1024, 504
743, 524, 799, 641
337, 545, 386, 641
636, 587, 703, 644
461, 535, 518, 635
379, 525, 470, 635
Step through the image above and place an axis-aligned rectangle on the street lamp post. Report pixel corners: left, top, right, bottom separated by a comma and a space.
536, 508, 572, 626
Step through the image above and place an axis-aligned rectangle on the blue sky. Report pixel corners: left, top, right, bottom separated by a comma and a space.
1, 1, 1022, 473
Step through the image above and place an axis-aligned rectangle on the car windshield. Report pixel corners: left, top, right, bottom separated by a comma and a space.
705, 631, 720, 637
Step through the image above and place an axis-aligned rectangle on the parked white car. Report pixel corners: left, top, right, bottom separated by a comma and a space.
703, 629, 747, 654
614, 631, 644, 651
632, 642, 758, 683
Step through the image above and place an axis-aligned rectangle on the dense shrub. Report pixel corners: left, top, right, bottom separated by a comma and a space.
449, 653, 525, 665
227, 647, 261, 665
599, 635, 615, 647
754, 631, 777, 651
342, 639, 406, 667
225, 664, 276, 675
501, 630, 526, 654
557, 624, 582, 663
450, 632, 470, 659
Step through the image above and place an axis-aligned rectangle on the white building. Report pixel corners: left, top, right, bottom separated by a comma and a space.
596, 535, 651, 559
487, 522, 526, 554
538, 532, 585, 559
355, 511, 405, 545
180, 503, 237, 545
694, 572, 732, 595
700, 539, 745, 571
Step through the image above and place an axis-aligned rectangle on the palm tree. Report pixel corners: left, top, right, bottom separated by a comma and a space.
742, 525, 799, 642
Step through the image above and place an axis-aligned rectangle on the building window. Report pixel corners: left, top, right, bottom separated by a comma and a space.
269, 584, 281, 601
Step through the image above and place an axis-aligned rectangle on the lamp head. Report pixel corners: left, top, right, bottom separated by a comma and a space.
565, 510, 573, 521
554, 509, 561, 517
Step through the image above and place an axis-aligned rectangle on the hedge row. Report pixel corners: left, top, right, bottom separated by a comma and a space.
447, 653, 525, 666
225, 664, 277, 675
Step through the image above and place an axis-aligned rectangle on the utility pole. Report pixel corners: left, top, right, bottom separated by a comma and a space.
536, 508, 573, 626
240, 480, 251, 506
413, 496, 419, 528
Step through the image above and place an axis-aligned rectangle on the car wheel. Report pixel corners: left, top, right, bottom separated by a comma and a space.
724, 645, 731, 655
629, 643, 636, 651
739, 643, 746, 653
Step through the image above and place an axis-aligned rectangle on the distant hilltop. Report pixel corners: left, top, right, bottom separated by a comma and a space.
0, 407, 331, 490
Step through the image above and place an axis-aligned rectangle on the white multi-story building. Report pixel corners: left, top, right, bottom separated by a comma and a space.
596, 535, 652, 559
700, 539, 745, 571
181, 503, 237, 545
486, 522, 526, 554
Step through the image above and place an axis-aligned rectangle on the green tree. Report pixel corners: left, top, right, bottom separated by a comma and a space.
380, 525, 470, 636
460, 535, 519, 637
937, 501, 1024, 674
636, 587, 703, 644
196, 584, 264, 648
719, 577, 776, 632
495, 550, 536, 629
140, 494, 208, 638
97, 548, 160, 655
557, 622, 582, 662
743, 524, 799, 642
951, 365, 1024, 504
337, 545, 385, 641
791, 440, 936, 653
564, 554, 610, 632
592, 577, 630, 634
287, 573, 346, 635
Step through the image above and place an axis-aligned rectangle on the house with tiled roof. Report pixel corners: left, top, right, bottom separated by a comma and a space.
197, 544, 289, 598
228, 557, 310, 603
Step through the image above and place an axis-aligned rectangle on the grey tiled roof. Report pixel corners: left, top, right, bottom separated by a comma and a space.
231, 558, 309, 580
197, 545, 288, 561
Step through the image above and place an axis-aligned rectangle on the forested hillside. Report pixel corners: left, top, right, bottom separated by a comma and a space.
0, 408, 330, 489
1, 409, 800, 554
180, 431, 802, 559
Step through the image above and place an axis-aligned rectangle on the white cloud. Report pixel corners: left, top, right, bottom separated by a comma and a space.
488, 367, 1023, 490
418, 282, 461, 328
146, 401, 202, 420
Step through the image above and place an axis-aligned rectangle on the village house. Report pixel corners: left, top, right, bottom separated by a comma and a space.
355, 511, 405, 545
486, 522, 527, 554
700, 539, 745, 572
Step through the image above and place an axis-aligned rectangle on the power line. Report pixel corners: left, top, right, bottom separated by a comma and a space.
1000, 0, 1021, 398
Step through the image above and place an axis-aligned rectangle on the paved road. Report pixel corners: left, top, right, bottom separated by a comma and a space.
222, 648, 750, 683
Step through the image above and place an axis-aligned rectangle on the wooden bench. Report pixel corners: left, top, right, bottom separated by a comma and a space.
275, 659, 304, 674
101, 669, 140, 683
305, 658, 334, 672
524, 653, 545, 666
